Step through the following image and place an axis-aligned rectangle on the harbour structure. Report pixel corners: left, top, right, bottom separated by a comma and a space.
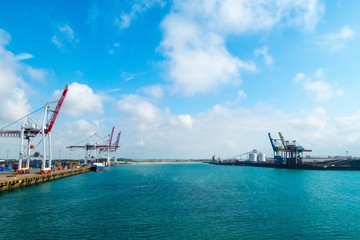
212, 149, 266, 163
0, 85, 68, 174
268, 132, 312, 166
0, 167, 89, 192
66, 126, 121, 168
210, 132, 360, 170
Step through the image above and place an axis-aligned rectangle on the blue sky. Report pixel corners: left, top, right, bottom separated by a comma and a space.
1, 0, 360, 160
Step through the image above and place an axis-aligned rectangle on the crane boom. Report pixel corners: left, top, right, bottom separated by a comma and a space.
268, 133, 276, 151
108, 126, 115, 146
278, 132, 286, 148
45, 84, 68, 134
113, 131, 121, 149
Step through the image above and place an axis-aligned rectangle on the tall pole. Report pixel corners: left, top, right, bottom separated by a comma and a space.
48, 131, 52, 171
41, 104, 48, 172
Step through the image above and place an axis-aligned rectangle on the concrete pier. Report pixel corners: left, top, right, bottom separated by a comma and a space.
0, 167, 90, 192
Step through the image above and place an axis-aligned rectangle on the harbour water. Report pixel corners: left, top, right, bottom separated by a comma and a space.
1, 163, 360, 239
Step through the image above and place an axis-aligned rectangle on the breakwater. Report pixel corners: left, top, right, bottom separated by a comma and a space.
0, 167, 90, 192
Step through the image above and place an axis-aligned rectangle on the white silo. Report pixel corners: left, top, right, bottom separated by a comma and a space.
249, 152, 257, 162
257, 153, 266, 162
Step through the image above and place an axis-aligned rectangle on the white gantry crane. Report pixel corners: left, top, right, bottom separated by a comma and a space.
0, 85, 68, 174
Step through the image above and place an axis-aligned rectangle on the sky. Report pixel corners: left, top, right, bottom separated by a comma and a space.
1, 0, 360, 160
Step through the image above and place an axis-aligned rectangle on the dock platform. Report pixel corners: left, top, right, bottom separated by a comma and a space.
0, 167, 90, 192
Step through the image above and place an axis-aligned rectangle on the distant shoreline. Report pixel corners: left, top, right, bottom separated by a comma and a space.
126, 160, 205, 165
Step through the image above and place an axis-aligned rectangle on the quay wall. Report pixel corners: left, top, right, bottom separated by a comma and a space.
0, 167, 90, 192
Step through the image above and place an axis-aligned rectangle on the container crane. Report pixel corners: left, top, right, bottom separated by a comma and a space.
268, 132, 312, 166
66, 127, 121, 166
0, 85, 68, 174
268, 133, 284, 164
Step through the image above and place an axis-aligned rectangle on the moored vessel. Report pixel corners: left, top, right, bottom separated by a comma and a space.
90, 162, 110, 172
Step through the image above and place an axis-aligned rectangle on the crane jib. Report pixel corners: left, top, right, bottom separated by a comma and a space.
46, 84, 68, 134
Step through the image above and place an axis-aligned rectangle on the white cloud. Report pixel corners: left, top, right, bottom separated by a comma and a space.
170, 114, 194, 128
173, 0, 323, 34
286, 0, 325, 31
108, 42, 120, 55
59, 82, 103, 117
142, 85, 165, 99
52, 24, 78, 50
303, 81, 344, 101
25, 66, 47, 82
117, 101, 289, 159
14, 53, 33, 61
0, 28, 46, 121
334, 111, 360, 143
293, 72, 306, 82
59, 25, 76, 40
116, 14, 131, 29
0, 28, 11, 46
72, 119, 98, 133
134, 139, 145, 146
121, 71, 147, 81
0, 88, 30, 122
317, 25, 356, 51
117, 94, 196, 130
87, 1, 101, 25
160, 0, 323, 95
64, 119, 99, 139
161, 16, 255, 95
335, 114, 360, 131
254, 46, 274, 66
51, 36, 62, 49
293, 69, 344, 102
112, 94, 360, 159
290, 107, 327, 130
115, 0, 166, 29
237, 90, 247, 99
117, 94, 161, 123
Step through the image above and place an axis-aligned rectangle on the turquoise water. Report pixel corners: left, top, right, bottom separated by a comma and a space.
1, 163, 360, 239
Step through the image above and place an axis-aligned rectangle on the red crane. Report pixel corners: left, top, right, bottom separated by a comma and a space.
0, 85, 69, 174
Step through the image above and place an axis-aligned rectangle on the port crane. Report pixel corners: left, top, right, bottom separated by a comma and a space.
66, 127, 121, 166
268, 132, 312, 166
0, 85, 68, 174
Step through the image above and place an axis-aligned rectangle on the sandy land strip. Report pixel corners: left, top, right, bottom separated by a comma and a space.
127, 161, 205, 165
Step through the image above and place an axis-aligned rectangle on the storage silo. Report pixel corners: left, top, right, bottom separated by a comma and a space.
249, 152, 257, 162
257, 153, 266, 162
